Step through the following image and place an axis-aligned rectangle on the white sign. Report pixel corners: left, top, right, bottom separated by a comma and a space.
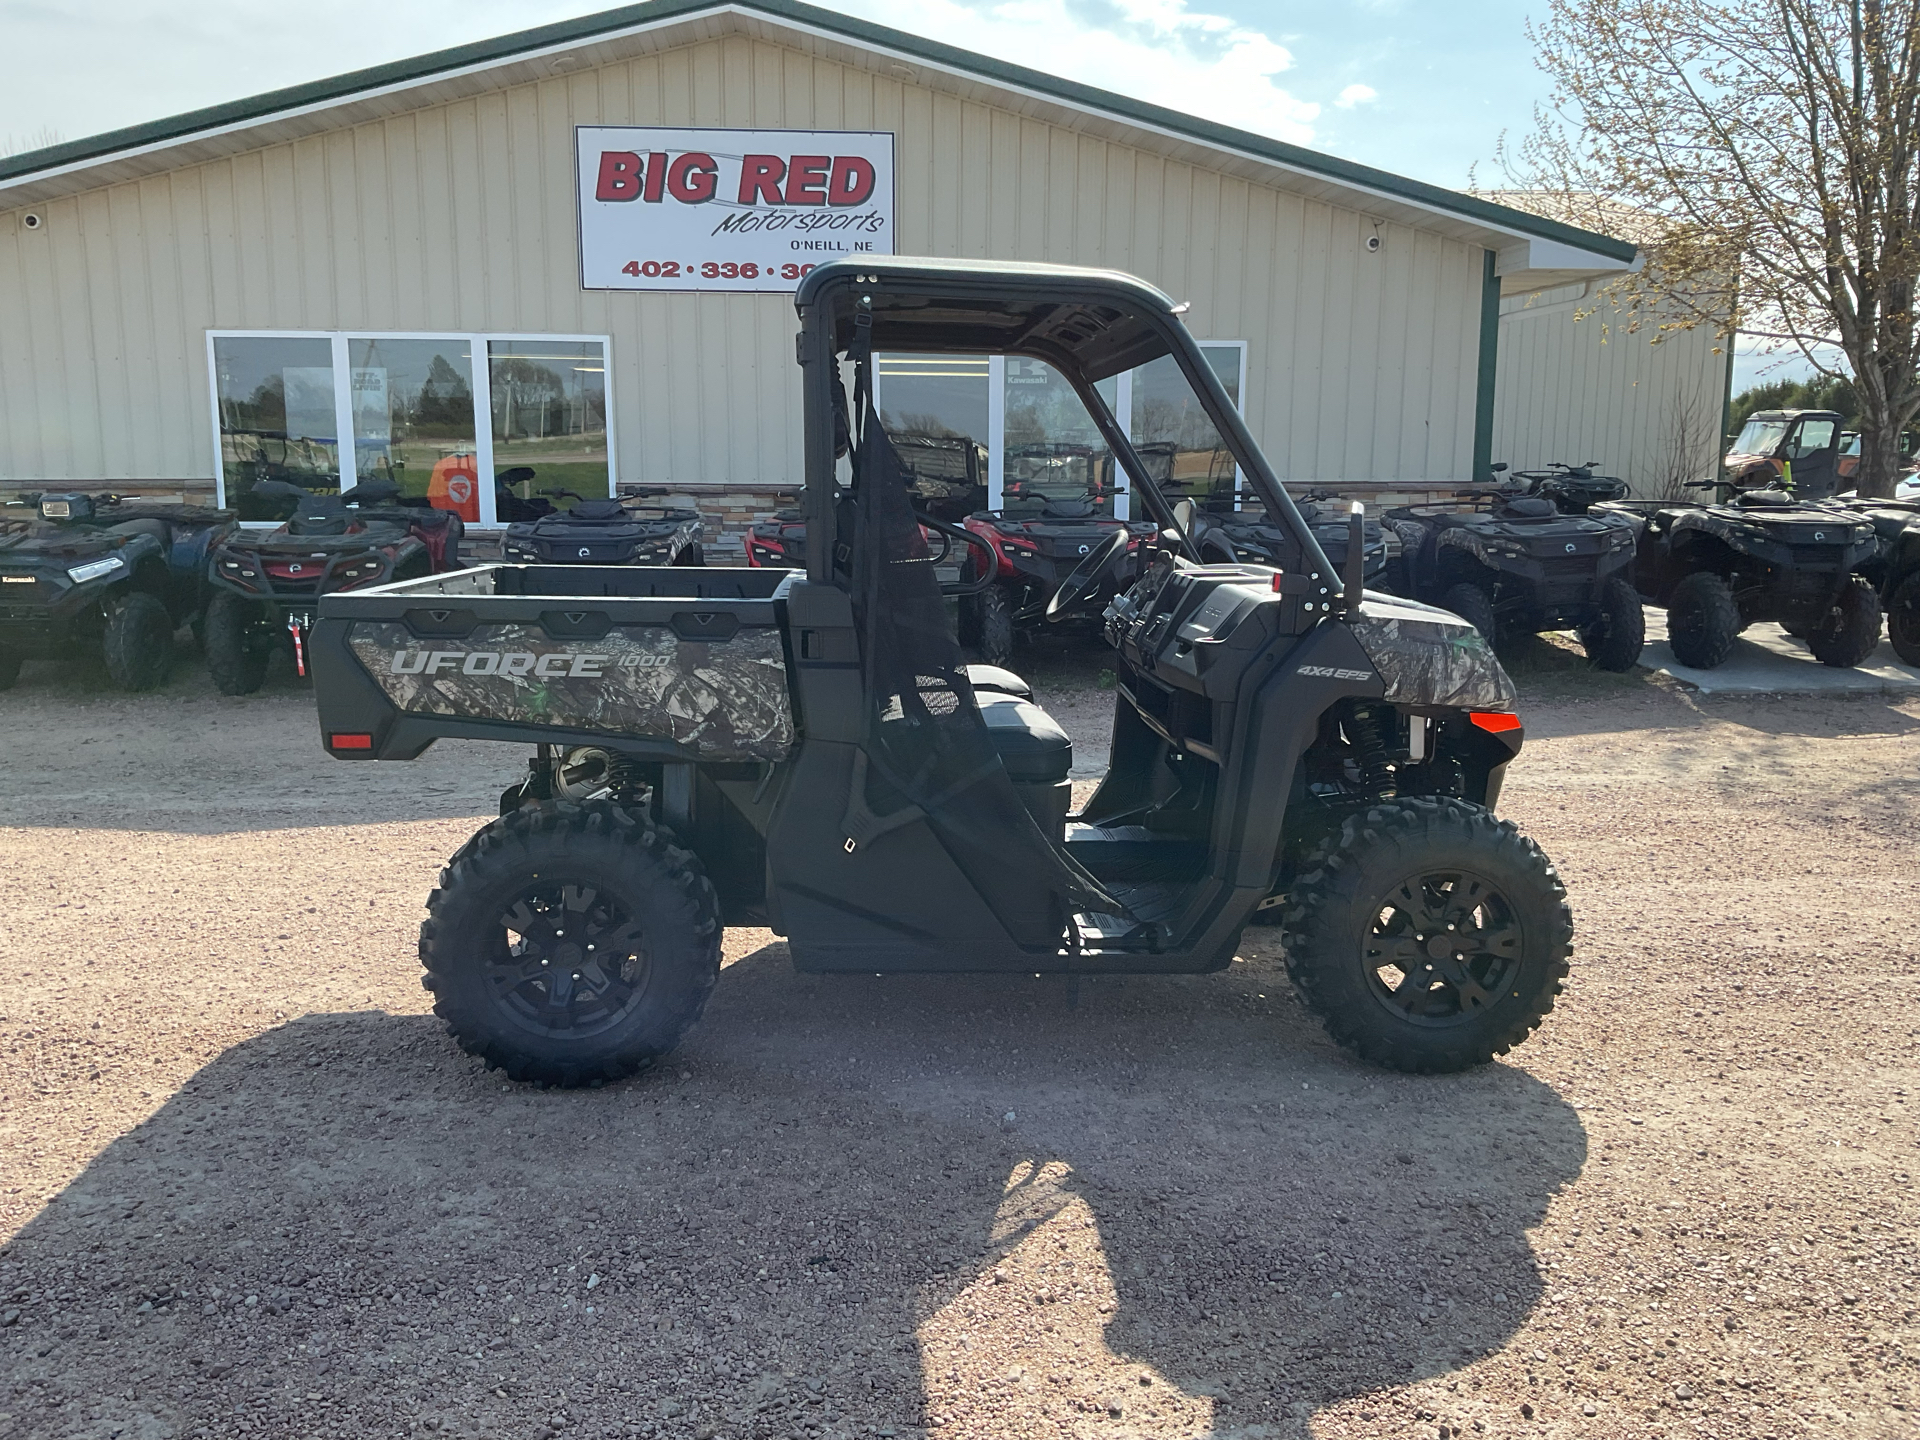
576, 126, 895, 293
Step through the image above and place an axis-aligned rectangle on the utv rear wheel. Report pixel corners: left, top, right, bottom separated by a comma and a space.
203, 590, 272, 696
974, 581, 1016, 666
1280, 797, 1571, 1074
420, 799, 721, 1087
1440, 582, 1496, 645
1578, 577, 1645, 672
102, 592, 175, 691
1666, 571, 1740, 669
1806, 575, 1882, 668
1887, 570, 1920, 666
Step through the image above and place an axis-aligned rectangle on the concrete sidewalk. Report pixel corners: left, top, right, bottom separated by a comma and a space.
1638, 606, 1920, 695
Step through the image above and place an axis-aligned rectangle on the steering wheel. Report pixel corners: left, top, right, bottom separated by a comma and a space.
1046, 528, 1130, 621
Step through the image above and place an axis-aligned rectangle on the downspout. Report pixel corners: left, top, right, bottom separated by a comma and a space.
1471, 249, 1500, 483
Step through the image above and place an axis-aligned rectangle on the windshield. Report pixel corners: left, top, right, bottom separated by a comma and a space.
1732, 417, 1790, 456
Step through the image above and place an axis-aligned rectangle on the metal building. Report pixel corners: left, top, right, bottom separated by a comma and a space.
0, 0, 1643, 539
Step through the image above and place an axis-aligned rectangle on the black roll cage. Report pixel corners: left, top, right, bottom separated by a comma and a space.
793, 255, 1336, 592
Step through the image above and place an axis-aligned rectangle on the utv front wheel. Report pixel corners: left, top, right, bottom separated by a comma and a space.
1281, 797, 1572, 1074
1887, 570, 1920, 667
203, 591, 273, 695
1806, 576, 1882, 667
1665, 571, 1740, 669
1440, 582, 1496, 645
420, 800, 721, 1087
1578, 577, 1645, 672
102, 592, 175, 691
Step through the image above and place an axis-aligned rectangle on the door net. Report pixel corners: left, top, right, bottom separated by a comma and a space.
845, 327, 1130, 948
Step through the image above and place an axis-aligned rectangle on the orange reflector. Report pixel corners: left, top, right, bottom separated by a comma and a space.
330, 732, 374, 750
1469, 711, 1522, 734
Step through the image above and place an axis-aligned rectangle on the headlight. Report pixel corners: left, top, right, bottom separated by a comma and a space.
67, 555, 126, 584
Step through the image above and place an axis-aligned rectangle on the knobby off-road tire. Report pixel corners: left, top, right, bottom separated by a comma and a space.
1666, 571, 1741, 669
102, 591, 175, 691
1886, 570, 1920, 667
203, 590, 272, 696
420, 799, 721, 1087
1280, 797, 1572, 1074
1440, 582, 1497, 646
1578, 577, 1646, 672
1806, 576, 1883, 668
0, 649, 21, 691
974, 582, 1017, 666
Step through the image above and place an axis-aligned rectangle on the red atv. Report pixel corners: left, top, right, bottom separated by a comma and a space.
958, 446, 1153, 665
203, 479, 464, 695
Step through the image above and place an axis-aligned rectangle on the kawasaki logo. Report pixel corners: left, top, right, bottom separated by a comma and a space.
1295, 665, 1373, 680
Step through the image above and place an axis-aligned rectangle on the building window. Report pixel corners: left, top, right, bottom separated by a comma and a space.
1129, 342, 1247, 509
875, 354, 991, 519
211, 335, 344, 521
489, 341, 611, 513
208, 331, 613, 524
347, 338, 480, 517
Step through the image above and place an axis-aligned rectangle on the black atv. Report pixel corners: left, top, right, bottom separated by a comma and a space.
745, 435, 986, 571
1595, 479, 1881, 669
203, 479, 461, 695
0, 491, 235, 691
1510, 461, 1630, 514
311, 254, 1575, 1086
503, 490, 704, 567
1181, 489, 1398, 586
1814, 494, 1920, 665
1385, 482, 1645, 671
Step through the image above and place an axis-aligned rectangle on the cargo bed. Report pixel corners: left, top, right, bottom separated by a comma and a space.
310, 564, 799, 761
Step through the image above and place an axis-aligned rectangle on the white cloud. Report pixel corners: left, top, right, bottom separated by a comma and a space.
1335, 83, 1378, 109
829, 0, 1320, 143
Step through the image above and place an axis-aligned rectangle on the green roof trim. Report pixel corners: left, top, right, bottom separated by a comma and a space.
0, 0, 1636, 264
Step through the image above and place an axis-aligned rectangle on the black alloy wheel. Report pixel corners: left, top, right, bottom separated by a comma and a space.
490, 882, 650, 1041
1360, 869, 1523, 1026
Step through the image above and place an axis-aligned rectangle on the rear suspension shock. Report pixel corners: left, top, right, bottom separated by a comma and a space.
1345, 703, 1398, 799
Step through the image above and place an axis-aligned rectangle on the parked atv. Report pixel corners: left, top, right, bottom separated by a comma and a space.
1815, 494, 1920, 664
0, 491, 235, 691
202, 479, 461, 695
503, 491, 704, 567
1594, 479, 1880, 669
1385, 484, 1645, 670
1509, 461, 1629, 514
312, 254, 1574, 1086
958, 462, 1156, 665
1181, 488, 1398, 586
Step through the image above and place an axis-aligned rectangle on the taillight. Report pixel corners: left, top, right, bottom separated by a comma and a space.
329, 733, 373, 750
1469, 711, 1522, 733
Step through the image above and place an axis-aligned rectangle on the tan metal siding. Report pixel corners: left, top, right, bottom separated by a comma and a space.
1493, 284, 1726, 496
0, 31, 1490, 489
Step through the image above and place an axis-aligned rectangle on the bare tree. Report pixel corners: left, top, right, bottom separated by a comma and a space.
0, 127, 63, 159
1654, 382, 1724, 498
1502, 0, 1920, 497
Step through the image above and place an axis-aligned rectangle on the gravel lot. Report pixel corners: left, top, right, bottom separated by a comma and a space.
1, 643, 1916, 1440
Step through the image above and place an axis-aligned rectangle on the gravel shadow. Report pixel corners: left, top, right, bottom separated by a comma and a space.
0, 940, 1586, 1439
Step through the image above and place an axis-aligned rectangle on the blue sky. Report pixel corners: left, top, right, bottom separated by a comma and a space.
0, 0, 1804, 386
